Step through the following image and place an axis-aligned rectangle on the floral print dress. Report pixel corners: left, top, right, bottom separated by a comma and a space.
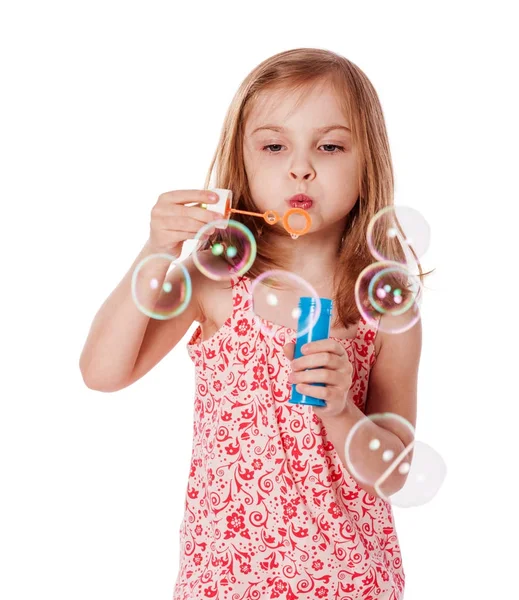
173, 274, 405, 600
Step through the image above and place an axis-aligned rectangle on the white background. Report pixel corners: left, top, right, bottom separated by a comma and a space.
1, 1, 517, 598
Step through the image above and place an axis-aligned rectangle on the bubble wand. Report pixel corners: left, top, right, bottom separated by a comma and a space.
199, 188, 312, 238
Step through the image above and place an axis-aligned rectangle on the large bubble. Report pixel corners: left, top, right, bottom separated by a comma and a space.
344, 413, 446, 507
344, 413, 414, 486
250, 270, 321, 338
389, 440, 447, 508
131, 253, 192, 319
355, 261, 423, 334
192, 219, 257, 281
367, 205, 431, 265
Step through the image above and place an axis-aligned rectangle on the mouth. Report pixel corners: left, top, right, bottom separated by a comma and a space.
287, 194, 314, 210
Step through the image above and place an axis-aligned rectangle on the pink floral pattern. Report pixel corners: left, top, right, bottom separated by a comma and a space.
173, 275, 404, 600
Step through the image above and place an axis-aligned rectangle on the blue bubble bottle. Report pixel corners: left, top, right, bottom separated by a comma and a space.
289, 296, 333, 407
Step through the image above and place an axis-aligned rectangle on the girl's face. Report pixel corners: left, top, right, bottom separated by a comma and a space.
242, 80, 360, 237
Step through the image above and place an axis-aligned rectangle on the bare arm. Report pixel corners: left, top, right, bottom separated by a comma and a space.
79, 188, 223, 392
79, 243, 204, 392
320, 315, 422, 498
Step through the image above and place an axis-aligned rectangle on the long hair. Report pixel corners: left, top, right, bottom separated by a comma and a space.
200, 47, 432, 328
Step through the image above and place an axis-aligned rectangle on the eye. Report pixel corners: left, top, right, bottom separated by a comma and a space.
262, 144, 284, 153
261, 144, 346, 154
262, 144, 282, 154
321, 144, 346, 153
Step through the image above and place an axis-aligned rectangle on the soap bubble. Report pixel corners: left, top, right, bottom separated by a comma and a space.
192, 219, 257, 281
344, 413, 446, 507
355, 261, 423, 334
131, 253, 192, 319
389, 440, 447, 507
250, 270, 321, 338
367, 205, 431, 264
344, 412, 415, 493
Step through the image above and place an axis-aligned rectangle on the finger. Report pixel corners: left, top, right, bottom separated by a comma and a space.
159, 189, 221, 206
301, 339, 346, 356
294, 383, 333, 401
291, 368, 342, 386
283, 343, 295, 360
292, 351, 345, 372
163, 204, 223, 223
182, 205, 225, 223
160, 215, 219, 234
153, 229, 206, 248
151, 207, 223, 233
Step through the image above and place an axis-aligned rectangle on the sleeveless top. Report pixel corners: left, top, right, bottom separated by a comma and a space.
173, 274, 405, 600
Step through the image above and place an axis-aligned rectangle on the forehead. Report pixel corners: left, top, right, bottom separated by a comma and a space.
245, 80, 348, 130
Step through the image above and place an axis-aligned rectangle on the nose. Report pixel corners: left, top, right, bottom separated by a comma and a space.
289, 156, 316, 181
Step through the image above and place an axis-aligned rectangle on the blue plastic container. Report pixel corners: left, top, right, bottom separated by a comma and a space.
289, 296, 333, 407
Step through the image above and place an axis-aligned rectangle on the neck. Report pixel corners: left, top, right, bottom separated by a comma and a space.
271, 228, 343, 289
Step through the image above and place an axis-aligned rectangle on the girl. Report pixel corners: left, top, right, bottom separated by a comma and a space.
80, 48, 424, 600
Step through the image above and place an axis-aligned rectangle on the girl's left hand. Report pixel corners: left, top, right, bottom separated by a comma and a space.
283, 340, 354, 419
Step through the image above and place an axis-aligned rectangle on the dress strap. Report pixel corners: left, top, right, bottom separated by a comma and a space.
229, 273, 252, 297
356, 313, 381, 339
228, 274, 254, 325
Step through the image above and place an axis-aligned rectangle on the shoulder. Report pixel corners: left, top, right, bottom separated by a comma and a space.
184, 249, 233, 326
374, 311, 422, 368
377, 311, 422, 353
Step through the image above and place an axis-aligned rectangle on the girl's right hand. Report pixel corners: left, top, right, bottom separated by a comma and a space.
148, 189, 223, 257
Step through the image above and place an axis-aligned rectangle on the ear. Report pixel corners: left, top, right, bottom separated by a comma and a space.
283, 342, 295, 361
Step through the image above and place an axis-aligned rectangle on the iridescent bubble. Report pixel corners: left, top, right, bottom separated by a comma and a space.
367, 206, 431, 264
131, 253, 192, 319
344, 413, 446, 507
344, 413, 415, 495
250, 270, 321, 338
192, 219, 257, 281
389, 440, 447, 508
355, 260, 423, 334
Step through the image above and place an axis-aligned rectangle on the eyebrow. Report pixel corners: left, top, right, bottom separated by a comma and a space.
250, 124, 351, 135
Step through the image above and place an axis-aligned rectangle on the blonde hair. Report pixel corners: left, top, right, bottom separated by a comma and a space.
202, 47, 431, 329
